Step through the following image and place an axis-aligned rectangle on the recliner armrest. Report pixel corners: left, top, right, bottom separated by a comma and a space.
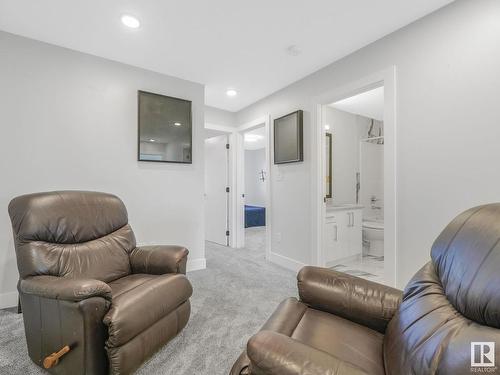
247, 331, 368, 375
130, 245, 188, 275
297, 266, 402, 333
19, 275, 112, 302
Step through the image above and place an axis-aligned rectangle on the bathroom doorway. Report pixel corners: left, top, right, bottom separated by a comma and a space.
323, 86, 385, 283
314, 67, 397, 287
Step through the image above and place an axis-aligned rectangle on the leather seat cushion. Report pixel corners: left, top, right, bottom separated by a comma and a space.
291, 308, 385, 375
104, 273, 192, 347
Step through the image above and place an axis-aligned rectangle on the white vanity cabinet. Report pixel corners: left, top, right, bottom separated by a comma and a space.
324, 206, 362, 266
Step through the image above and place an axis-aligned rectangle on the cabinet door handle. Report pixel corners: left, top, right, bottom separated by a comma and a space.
350, 212, 354, 227
334, 224, 338, 241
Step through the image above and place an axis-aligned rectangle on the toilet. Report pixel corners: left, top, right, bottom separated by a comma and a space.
362, 220, 384, 256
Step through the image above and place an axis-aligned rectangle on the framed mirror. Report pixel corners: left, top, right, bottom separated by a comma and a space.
138, 90, 192, 163
325, 132, 332, 198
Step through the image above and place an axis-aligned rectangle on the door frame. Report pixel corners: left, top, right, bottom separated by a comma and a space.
311, 66, 398, 287
234, 116, 272, 261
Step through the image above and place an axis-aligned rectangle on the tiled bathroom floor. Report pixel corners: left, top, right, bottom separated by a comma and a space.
331, 255, 386, 285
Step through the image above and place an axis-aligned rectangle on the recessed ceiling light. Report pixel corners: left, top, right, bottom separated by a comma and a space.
174, 122, 182, 126
324, 124, 330, 130
226, 89, 237, 97
121, 14, 140, 29
149, 139, 155, 142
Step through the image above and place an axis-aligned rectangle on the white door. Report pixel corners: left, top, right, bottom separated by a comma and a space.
205, 135, 229, 245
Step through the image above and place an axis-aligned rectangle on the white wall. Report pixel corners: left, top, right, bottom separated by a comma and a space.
236, 0, 500, 287
205, 105, 237, 127
0, 32, 206, 307
245, 148, 267, 207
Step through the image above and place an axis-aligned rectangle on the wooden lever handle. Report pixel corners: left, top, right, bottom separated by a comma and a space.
43, 345, 70, 369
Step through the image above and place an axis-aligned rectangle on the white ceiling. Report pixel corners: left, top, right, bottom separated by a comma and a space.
244, 127, 266, 150
330, 86, 384, 121
0, 0, 454, 112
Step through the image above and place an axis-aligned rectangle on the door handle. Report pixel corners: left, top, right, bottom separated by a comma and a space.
334, 224, 338, 241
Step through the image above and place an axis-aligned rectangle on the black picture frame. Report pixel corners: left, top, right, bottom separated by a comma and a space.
273, 110, 303, 164
137, 90, 193, 164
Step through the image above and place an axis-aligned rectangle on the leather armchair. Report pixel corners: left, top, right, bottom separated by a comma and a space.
231, 203, 500, 375
9, 191, 192, 375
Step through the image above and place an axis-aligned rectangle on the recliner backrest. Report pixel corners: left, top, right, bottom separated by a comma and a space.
384, 204, 500, 374
9, 191, 136, 282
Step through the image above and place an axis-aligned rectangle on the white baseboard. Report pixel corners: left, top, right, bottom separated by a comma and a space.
268, 251, 306, 273
0, 291, 18, 309
187, 257, 206, 272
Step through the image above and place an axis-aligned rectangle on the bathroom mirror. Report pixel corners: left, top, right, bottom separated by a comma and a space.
138, 90, 192, 163
325, 132, 332, 198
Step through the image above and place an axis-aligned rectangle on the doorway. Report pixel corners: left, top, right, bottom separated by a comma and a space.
323, 86, 386, 283
234, 116, 272, 261
314, 67, 397, 287
242, 126, 267, 252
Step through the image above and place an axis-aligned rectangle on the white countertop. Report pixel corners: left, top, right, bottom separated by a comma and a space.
326, 204, 364, 211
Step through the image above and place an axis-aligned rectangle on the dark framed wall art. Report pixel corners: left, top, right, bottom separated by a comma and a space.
138, 90, 192, 163
273, 110, 303, 164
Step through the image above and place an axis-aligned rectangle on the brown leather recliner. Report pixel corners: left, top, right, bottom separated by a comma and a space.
231, 204, 500, 375
9, 191, 193, 375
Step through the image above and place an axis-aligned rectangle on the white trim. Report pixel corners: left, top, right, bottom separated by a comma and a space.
205, 122, 236, 133
264, 115, 272, 261
0, 291, 18, 309
312, 66, 398, 287
268, 251, 306, 273
187, 257, 207, 272
234, 131, 246, 247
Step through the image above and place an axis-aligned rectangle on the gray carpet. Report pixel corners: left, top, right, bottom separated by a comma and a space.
0, 227, 297, 374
